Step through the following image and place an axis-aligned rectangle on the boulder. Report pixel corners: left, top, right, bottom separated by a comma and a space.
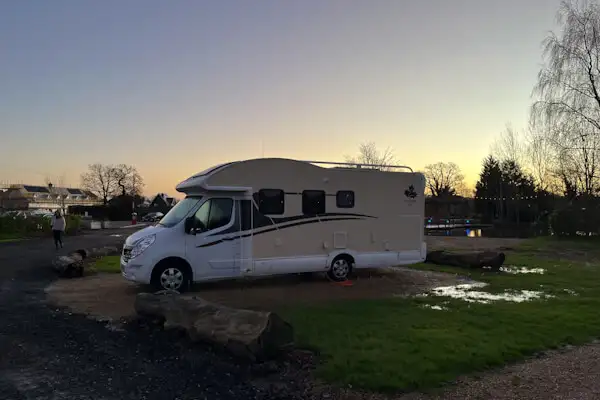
52, 252, 85, 278
134, 292, 294, 361
425, 250, 506, 271
51, 246, 121, 278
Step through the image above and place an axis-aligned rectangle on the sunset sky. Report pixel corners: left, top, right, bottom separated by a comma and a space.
0, 0, 563, 196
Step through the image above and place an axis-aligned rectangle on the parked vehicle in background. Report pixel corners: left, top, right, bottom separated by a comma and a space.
142, 212, 164, 222
120, 158, 427, 292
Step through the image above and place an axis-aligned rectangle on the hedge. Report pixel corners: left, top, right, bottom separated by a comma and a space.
0, 214, 82, 238
549, 201, 600, 237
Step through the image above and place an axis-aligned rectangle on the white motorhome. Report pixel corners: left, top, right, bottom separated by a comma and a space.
121, 158, 426, 292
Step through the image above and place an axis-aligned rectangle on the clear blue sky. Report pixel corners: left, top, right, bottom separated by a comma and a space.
0, 0, 562, 194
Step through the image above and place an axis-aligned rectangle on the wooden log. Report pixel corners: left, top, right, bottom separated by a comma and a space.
425, 250, 506, 271
134, 292, 294, 361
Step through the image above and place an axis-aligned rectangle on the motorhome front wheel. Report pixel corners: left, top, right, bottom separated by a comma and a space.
151, 261, 191, 293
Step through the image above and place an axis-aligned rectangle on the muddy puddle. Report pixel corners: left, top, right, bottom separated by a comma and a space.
421, 282, 552, 304
499, 265, 545, 274
422, 304, 448, 311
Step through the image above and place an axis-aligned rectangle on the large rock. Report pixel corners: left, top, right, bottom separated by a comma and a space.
134, 292, 294, 361
425, 250, 506, 271
52, 251, 86, 277
51, 246, 121, 278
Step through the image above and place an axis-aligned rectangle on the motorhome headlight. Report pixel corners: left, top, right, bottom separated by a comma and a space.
130, 234, 156, 259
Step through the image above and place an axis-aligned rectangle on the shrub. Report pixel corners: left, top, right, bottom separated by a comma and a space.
549, 201, 600, 237
65, 214, 81, 234
0, 214, 82, 237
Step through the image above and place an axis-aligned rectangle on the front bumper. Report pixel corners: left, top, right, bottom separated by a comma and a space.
120, 256, 151, 284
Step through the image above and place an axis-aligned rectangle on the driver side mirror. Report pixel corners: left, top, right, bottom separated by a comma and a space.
184, 216, 196, 235
185, 216, 207, 235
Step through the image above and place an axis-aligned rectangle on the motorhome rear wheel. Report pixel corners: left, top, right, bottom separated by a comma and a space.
327, 255, 354, 282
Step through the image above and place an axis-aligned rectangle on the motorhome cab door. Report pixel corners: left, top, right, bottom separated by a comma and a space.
186, 197, 241, 279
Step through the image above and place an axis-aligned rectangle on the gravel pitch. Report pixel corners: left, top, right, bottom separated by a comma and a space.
0, 234, 314, 400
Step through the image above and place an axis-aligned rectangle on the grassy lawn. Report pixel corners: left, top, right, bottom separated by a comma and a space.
279, 238, 600, 393
0, 233, 25, 243
92, 255, 121, 273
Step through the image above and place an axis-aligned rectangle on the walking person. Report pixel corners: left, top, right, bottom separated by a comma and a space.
51, 210, 66, 249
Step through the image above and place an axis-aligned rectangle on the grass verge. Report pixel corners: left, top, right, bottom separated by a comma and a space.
279, 238, 600, 393
0, 233, 25, 243
92, 255, 121, 273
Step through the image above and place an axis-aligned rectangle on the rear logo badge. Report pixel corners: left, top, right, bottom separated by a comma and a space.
404, 185, 417, 199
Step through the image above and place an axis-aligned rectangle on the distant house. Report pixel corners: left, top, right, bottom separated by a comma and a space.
0, 184, 102, 213
139, 196, 152, 208
147, 193, 178, 214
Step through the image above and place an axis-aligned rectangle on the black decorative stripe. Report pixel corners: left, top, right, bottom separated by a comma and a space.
197, 216, 366, 248
207, 212, 376, 237
269, 212, 375, 225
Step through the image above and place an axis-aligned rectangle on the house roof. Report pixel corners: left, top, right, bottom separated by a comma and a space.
15, 184, 99, 199
152, 193, 177, 206
23, 185, 49, 193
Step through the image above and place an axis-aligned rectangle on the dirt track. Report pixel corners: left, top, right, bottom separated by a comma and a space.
45, 236, 519, 322
45, 267, 467, 322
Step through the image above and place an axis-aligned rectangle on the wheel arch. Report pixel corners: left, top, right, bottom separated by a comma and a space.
327, 250, 357, 267
151, 256, 194, 283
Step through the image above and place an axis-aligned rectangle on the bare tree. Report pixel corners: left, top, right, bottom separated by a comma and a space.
80, 164, 118, 205
113, 164, 145, 196
423, 162, 466, 197
44, 173, 66, 187
555, 119, 600, 194
345, 142, 397, 171
44, 174, 68, 213
491, 123, 526, 166
522, 123, 562, 192
531, 0, 600, 195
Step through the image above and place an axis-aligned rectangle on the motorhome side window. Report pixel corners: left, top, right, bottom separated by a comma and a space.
336, 190, 355, 208
192, 198, 233, 231
302, 190, 326, 215
257, 189, 284, 215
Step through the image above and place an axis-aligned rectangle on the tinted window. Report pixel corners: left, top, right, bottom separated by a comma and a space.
158, 196, 202, 227
207, 198, 234, 230
336, 191, 355, 208
302, 190, 326, 215
192, 198, 233, 232
257, 189, 284, 215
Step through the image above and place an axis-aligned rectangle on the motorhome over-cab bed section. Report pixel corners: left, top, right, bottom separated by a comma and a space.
175, 158, 426, 277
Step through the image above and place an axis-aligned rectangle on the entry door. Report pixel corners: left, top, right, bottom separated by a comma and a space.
187, 198, 239, 279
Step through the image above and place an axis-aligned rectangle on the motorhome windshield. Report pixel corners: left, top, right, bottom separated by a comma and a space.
157, 196, 202, 228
